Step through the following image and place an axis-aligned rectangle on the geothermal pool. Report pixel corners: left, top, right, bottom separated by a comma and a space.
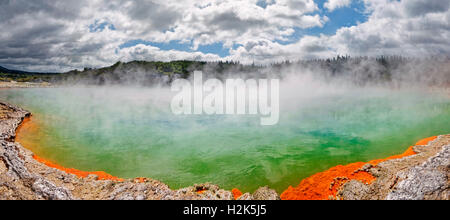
1, 86, 449, 193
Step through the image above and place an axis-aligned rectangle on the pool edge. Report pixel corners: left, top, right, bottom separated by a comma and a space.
1, 100, 449, 200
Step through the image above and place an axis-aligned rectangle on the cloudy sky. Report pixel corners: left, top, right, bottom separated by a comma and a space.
0, 0, 449, 72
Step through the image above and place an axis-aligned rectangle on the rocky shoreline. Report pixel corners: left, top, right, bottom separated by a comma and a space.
0, 101, 448, 200
0, 82, 52, 88
338, 135, 449, 200
0, 102, 279, 200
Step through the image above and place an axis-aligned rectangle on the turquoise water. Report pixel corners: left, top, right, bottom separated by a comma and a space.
1, 87, 449, 193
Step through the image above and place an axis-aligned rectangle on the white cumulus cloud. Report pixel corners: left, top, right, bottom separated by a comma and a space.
0, 0, 449, 71
324, 0, 352, 12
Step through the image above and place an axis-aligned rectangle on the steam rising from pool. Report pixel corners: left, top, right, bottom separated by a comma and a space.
1, 76, 449, 192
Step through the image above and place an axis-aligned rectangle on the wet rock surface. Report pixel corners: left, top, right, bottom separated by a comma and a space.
0, 103, 72, 200
386, 145, 449, 200
337, 135, 450, 200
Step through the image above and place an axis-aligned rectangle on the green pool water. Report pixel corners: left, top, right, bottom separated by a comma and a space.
1, 87, 449, 193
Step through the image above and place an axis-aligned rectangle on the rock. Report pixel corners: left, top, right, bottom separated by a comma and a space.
252, 186, 280, 200
337, 180, 370, 200
387, 145, 449, 200
86, 174, 99, 181
333, 135, 450, 200
171, 183, 234, 200
32, 178, 73, 200
369, 167, 382, 177
237, 193, 253, 200
361, 163, 373, 172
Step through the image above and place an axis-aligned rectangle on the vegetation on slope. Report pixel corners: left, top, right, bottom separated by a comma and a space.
1, 56, 449, 87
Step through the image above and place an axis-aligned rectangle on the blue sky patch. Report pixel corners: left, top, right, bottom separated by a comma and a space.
89, 20, 116, 32
277, 0, 367, 45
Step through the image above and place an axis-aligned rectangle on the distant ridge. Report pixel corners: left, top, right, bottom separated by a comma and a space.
0, 57, 449, 86
0, 65, 55, 75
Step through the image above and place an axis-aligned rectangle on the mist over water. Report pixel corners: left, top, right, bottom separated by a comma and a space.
1, 71, 450, 192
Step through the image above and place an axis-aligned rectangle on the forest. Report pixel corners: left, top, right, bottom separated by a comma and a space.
1, 56, 449, 87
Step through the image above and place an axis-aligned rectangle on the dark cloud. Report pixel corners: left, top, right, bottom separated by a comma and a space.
404, 0, 450, 17
0, 0, 84, 21
207, 11, 268, 32
126, 0, 181, 31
